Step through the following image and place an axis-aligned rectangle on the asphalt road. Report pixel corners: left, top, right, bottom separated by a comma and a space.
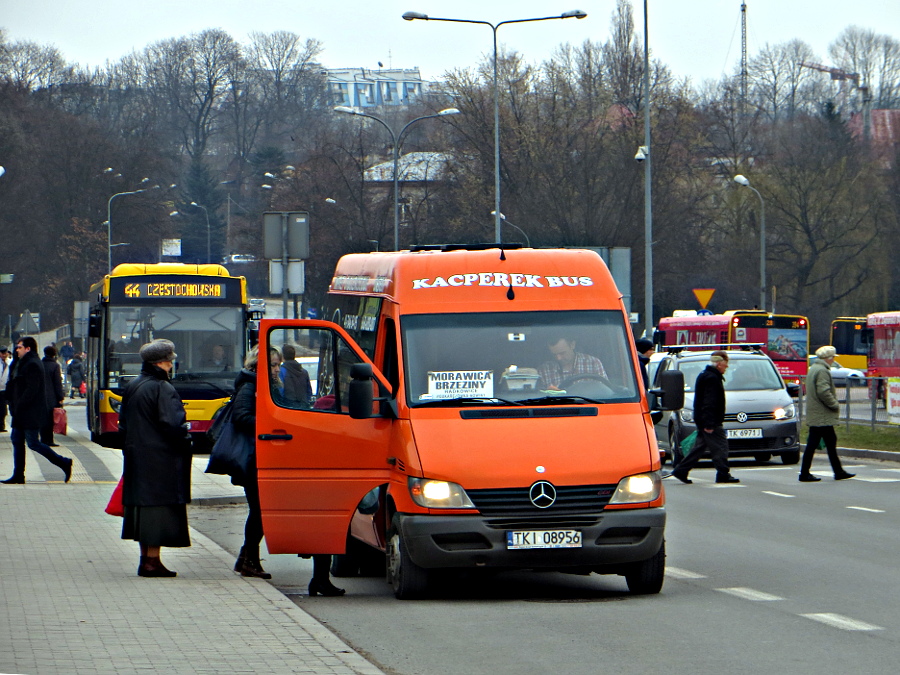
184, 455, 900, 675
68, 410, 900, 674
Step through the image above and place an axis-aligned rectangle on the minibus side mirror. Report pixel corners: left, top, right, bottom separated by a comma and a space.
786, 382, 801, 398
650, 370, 684, 411
348, 363, 374, 419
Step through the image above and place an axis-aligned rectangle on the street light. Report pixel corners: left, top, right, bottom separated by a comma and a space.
490, 211, 530, 247
639, 0, 653, 339
334, 106, 460, 251
190, 202, 211, 264
107, 187, 154, 273
403, 9, 586, 243
733, 174, 767, 311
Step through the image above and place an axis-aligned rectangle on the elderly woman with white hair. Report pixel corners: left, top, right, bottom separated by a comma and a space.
799, 345, 855, 482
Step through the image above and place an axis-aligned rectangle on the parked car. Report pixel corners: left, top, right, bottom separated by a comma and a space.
808, 356, 866, 387
649, 347, 801, 466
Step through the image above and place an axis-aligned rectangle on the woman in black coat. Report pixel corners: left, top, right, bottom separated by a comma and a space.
119, 339, 192, 578
40, 345, 65, 446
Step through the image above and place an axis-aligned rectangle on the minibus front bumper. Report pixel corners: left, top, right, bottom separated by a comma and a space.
395, 508, 665, 571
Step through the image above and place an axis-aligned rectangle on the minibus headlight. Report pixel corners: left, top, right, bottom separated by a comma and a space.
609, 472, 661, 505
679, 408, 694, 423
109, 396, 122, 413
408, 478, 476, 509
773, 403, 796, 420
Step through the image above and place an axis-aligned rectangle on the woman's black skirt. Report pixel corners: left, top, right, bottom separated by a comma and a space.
121, 504, 191, 548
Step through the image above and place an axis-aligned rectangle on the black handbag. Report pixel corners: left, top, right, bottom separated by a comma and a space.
205, 405, 255, 485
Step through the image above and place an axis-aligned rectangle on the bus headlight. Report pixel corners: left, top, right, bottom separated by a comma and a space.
679, 408, 694, 423
109, 396, 122, 413
609, 472, 661, 504
408, 478, 476, 509
774, 403, 796, 420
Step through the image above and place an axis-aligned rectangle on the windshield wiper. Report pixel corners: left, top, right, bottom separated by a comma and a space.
415, 397, 525, 408
517, 395, 603, 405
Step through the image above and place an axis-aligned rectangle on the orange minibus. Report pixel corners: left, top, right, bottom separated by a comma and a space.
255, 245, 683, 598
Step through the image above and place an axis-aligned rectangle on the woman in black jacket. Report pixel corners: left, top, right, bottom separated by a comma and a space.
119, 339, 192, 578
40, 345, 65, 445
232, 346, 344, 595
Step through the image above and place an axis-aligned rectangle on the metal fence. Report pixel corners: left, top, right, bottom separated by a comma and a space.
797, 376, 893, 432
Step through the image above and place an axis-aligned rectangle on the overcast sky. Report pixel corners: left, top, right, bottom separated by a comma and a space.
3, 1, 899, 86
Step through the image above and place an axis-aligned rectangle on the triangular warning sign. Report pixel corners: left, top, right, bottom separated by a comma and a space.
692, 289, 715, 309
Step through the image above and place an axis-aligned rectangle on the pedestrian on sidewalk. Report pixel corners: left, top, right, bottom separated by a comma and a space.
672, 350, 740, 485
799, 345, 855, 482
40, 345, 65, 446
66, 352, 85, 399
0, 345, 10, 432
119, 339, 192, 577
2, 337, 73, 484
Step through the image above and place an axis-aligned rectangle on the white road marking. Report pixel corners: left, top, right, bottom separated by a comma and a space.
762, 491, 795, 498
717, 587, 783, 601
708, 483, 746, 488
800, 613, 882, 631
847, 506, 885, 513
852, 477, 900, 483
665, 567, 706, 579
877, 468, 900, 473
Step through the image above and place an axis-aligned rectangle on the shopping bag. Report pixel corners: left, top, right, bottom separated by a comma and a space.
680, 430, 698, 456
105, 477, 125, 517
79, 381, 87, 396
53, 407, 68, 435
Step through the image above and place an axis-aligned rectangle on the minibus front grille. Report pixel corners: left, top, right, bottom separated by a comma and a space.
484, 516, 601, 530
459, 407, 598, 419
467, 484, 615, 517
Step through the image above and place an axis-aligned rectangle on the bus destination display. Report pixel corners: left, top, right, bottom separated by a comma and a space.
109, 276, 242, 304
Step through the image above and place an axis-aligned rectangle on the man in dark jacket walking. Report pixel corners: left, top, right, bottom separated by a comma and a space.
40, 345, 65, 445
2, 337, 73, 484
672, 350, 739, 485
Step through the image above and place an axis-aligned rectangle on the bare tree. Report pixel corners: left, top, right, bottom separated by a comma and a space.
829, 26, 900, 109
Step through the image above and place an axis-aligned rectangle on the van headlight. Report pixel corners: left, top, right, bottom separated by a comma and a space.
679, 408, 694, 423
774, 403, 796, 420
408, 478, 476, 509
609, 472, 661, 504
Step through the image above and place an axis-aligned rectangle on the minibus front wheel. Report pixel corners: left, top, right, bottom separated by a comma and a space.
387, 517, 430, 600
623, 540, 665, 595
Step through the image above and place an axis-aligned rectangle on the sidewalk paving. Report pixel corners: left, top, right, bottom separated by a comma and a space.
0, 414, 384, 675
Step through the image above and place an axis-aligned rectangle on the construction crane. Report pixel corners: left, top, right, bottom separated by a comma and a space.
800, 61, 871, 139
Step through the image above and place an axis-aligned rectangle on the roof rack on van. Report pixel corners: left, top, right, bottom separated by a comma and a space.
662, 343, 764, 354
407, 243, 524, 252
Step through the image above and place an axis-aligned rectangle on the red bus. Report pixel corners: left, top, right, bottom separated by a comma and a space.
655, 310, 809, 382
866, 311, 900, 378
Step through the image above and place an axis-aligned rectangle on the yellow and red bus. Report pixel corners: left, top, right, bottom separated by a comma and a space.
830, 316, 869, 371
655, 310, 809, 382
86, 263, 251, 448
866, 312, 900, 379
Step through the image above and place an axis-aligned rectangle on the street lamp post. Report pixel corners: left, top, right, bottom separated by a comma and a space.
403, 9, 586, 243
107, 188, 148, 273
490, 211, 530, 247
640, 0, 653, 339
734, 174, 766, 311
190, 202, 211, 264
334, 106, 460, 251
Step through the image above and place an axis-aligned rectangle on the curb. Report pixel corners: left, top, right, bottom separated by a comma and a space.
192, 494, 248, 506
838, 447, 900, 463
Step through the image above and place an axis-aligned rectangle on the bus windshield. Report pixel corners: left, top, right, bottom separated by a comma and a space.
105, 305, 244, 394
402, 310, 640, 406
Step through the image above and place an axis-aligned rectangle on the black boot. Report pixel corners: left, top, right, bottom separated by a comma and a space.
138, 556, 177, 578
237, 557, 272, 579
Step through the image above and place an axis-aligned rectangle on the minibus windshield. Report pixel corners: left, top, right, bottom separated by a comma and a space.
402, 310, 640, 406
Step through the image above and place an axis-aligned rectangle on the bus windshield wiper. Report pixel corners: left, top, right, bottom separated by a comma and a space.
415, 397, 525, 408
517, 395, 604, 405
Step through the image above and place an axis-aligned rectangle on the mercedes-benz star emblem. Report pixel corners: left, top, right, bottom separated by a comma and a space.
736, 412, 748, 423
529, 481, 557, 509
